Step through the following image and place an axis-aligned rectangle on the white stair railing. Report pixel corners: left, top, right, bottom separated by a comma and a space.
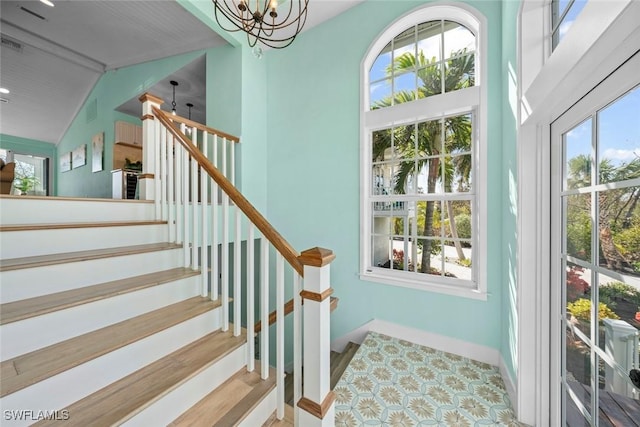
139, 94, 336, 427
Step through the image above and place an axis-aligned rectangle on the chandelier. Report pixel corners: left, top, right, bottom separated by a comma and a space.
212, 0, 309, 49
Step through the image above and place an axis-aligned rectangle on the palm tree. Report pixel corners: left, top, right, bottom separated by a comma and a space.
374, 49, 474, 273
566, 153, 640, 272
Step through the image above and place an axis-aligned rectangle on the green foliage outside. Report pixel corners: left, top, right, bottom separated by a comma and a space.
599, 281, 640, 309
567, 298, 619, 323
453, 214, 471, 239
373, 46, 475, 273
13, 160, 39, 194
565, 154, 639, 273
612, 216, 640, 269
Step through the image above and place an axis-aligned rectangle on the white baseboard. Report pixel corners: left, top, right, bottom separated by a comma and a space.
499, 355, 518, 417
330, 321, 374, 353
331, 319, 501, 367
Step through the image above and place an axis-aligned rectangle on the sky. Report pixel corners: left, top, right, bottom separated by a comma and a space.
565, 85, 640, 173
369, 23, 475, 107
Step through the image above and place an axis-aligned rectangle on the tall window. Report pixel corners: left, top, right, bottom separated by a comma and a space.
551, 0, 588, 50
361, 5, 487, 298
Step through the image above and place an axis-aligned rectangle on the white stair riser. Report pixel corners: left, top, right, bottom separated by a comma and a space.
1, 225, 170, 259
0, 199, 154, 225
0, 309, 223, 427
122, 344, 247, 427
1, 276, 200, 359
238, 387, 277, 427
1, 249, 184, 303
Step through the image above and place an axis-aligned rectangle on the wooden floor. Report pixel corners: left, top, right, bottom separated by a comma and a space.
283, 342, 360, 406
568, 380, 640, 426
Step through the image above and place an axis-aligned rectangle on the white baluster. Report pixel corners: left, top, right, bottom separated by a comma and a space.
201, 131, 209, 297
211, 135, 219, 301
222, 136, 227, 180
182, 129, 190, 267
247, 224, 255, 372
260, 238, 269, 380
222, 185, 230, 332
168, 135, 175, 243
160, 127, 167, 220
293, 271, 302, 425
175, 143, 183, 245
230, 137, 235, 185
221, 132, 230, 331
276, 253, 285, 420
154, 118, 161, 219
191, 131, 199, 271
234, 209, 242, 337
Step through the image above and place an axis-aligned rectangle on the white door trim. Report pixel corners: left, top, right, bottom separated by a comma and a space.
516, 1, 640, 425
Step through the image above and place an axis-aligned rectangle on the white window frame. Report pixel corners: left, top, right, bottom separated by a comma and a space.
359, 3, 488, 300
517, 1, 638, 425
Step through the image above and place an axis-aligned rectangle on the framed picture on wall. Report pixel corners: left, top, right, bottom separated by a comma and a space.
92, 132, 104, 172
60, 152, 72, 172
72, 144, 86, 169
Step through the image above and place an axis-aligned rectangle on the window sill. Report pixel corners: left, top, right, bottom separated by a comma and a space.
360, 271, 488, 301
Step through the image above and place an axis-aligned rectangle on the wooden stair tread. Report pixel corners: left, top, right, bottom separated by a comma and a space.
32, 329, 246, 426
170, 366, 276, 426
0, 267, 200, 325
0, 195, 154, 203
0, 242, 182, 272
0, 220, 167, 232
1, 296, 221, 397
264, 404, 294, 427
331, 342, 360, 389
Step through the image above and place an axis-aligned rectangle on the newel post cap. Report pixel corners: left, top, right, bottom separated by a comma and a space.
138, 92, 164, 105
298, 247, 335, 267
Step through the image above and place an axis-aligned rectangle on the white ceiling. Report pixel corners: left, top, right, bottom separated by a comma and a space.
0, 0, 364, 145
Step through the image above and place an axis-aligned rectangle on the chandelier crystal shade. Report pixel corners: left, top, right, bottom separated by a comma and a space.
212, 0, 309, 49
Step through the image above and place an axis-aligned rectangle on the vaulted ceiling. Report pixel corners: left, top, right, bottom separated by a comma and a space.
0, 0, 363, 145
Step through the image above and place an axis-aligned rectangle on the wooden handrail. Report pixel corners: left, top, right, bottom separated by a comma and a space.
254, 296, 339, 334
153, 106, 304, 276
165, 113, 240, 143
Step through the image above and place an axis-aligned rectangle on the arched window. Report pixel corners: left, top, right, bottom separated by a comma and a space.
360, 4, 487, 298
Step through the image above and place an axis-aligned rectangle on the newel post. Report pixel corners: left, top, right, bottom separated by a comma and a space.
297, 247, 336, 427
138, 93, 163, 200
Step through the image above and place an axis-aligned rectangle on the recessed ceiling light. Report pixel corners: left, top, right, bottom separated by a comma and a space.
0, 88, 9, 94
40, 0, 54, 7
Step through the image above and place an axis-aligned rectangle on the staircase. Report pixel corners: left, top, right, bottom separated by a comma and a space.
0, 93, 337, 427
0, 197, 275, 426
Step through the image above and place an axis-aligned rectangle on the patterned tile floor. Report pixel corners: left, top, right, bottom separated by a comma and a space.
334, 332, 523, 426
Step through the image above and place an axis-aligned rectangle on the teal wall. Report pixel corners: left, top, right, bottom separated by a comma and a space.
262, 0, 508, 353
500, 0, 521, 383
0, 134, 56, 159
56, 50, 207, 198
186, 0, 269, 211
